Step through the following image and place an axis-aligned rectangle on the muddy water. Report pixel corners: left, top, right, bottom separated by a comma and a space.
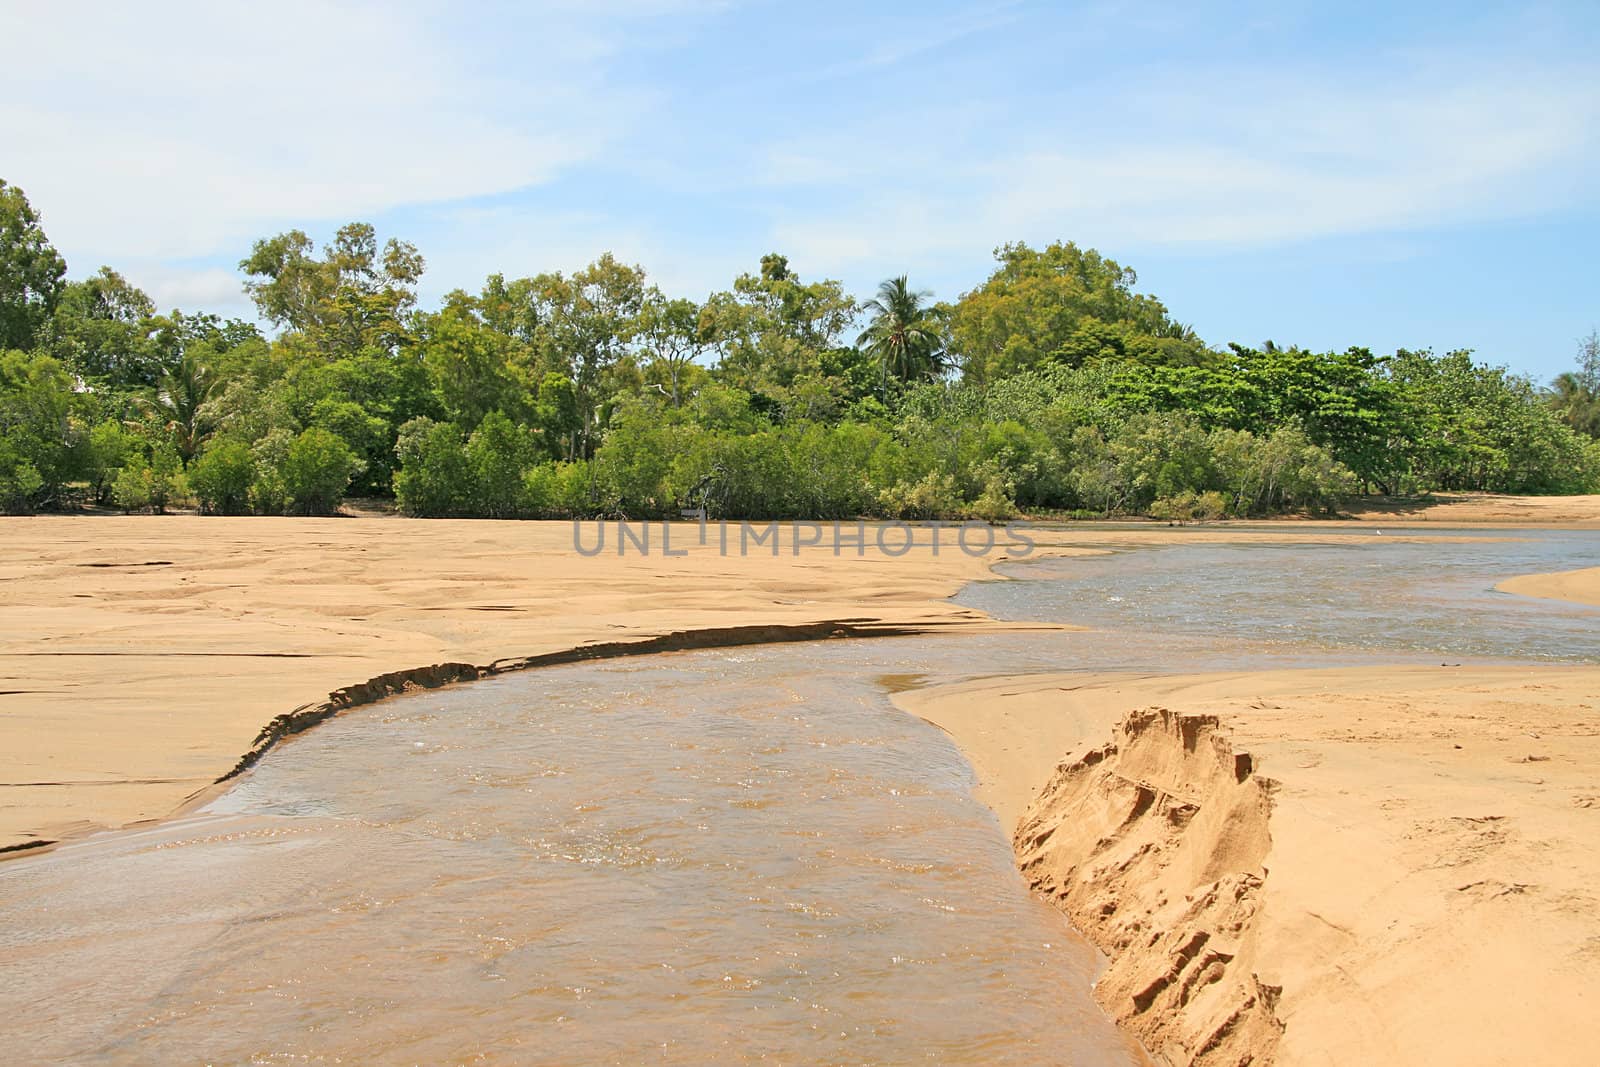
961, 528, 1600, 664
0, 637, 1152, 1066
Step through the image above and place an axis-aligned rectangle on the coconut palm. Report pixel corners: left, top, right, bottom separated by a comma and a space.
147, 354, 217, 462
856, 276, 945, 395
1548, 371, 1599, 437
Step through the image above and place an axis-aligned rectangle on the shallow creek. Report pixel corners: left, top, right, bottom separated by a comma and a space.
1, 529, 1594, 1064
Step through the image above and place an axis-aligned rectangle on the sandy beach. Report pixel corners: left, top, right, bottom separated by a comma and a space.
3, 496, 1598, 1064
0, 512, 1504, 851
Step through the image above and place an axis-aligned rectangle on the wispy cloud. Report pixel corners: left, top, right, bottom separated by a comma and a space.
0, 2, 669, 271
767, 58, 1600, 279
853, 1, 1026, 70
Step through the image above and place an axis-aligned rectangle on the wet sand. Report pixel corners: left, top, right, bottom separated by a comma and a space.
1497, 565, 1600, 608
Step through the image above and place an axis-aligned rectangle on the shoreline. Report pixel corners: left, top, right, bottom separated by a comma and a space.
0, 515, 1506, 852
3, 621, 1018, 860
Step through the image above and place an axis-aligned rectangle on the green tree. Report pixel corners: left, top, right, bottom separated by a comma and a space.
393, 417, 474, 517
84, 420, 135, 505
0, 180, 68, 351
0, 348, 76, 507
0, 435, 44, 513
636, 291, 712, 406
705, 253, 858, 402
281, 427, 359, 515
49, 267, 161, 385
513, 254, 647, 457
249, 430, 294, 514
308, 397, 391, 494
857, 276, 946, 395
418, 305, 530, 430
240, 223, 425, 355
148, 354, 218, 463
112, 443, 184, 514
1548, 330, 1599, 438
950, 241, 1202, 383
189, 439, 256, 514
467, 411, 537, 518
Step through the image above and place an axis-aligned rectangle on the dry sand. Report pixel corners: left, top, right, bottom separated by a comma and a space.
1339, 492, 1600, 527
898, 664, 1600, 1065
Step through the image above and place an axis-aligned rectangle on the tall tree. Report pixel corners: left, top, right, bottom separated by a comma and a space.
49, 266, 161, 384
0, 180, 68, 351
949, 241, 1202, 382
148, 353, 218, 462
514, 254, 647, 457
240, 223, 425, 355
856, 276, 945, 394
636, 290, 711, 405
1548, 330, 1600, 438
704, 253, 858, 399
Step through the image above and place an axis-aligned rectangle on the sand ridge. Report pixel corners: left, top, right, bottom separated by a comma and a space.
898, 665, 1600, 1066
1496, 566, 1600, 608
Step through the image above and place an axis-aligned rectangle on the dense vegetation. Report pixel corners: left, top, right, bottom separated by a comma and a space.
2, 178, 1596, 521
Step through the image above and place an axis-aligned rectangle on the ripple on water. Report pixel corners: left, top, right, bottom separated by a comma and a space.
0, 640, 1151, 1066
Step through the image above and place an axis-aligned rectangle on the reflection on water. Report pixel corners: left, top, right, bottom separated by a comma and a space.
0, 639, 1150, 1066
960, 529, 1599, 663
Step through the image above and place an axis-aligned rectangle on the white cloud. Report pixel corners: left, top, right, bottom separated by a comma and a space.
139, 267, 251, 316
0, 2, 662, 268
766, 60, 1600, 278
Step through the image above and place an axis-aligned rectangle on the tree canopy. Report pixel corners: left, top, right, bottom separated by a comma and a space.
1, 177, 1595, 519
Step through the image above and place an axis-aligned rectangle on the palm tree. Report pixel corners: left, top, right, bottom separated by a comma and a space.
856, 276, 944, 395
1548, 372, 1599, 438
147, 354, 217, 462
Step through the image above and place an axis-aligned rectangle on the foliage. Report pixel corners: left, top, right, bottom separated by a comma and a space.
0, 434, 44, 513
949, 241, 1205, 382
148, 354, 218, 462
393, 417, 473, 517
240, 223, 424, 355
84, 420, 135, 504
0, 180, 67, 351
857, 276, 946, 394
1547, 330, 1599, 439
280, 427, 359, 515
2, 197, 1594, 521
189, 439, 256, 515
112, 443, 183, 513
0, 348, 75, 508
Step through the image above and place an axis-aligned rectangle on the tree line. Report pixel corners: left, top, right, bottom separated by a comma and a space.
2, 177, 1596, 521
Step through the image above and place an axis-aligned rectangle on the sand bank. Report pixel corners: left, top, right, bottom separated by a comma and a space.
897, 666, 1600, 1065
0, 515, 1494, 851
1497, 566, 1600, 608
1338, 492, 1600, 526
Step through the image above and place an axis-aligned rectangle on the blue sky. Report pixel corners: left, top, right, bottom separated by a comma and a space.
4, 1, 1597, 381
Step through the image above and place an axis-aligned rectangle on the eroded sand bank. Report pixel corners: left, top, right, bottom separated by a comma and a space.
897, 666, 1600, 1065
